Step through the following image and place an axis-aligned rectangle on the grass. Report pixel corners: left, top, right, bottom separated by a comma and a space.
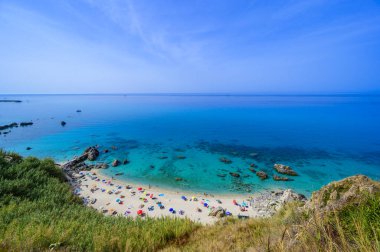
0, 151, 198, 251
0, 150, 379, 251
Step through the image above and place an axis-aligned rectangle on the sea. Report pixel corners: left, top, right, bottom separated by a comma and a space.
1, 94, 379, 196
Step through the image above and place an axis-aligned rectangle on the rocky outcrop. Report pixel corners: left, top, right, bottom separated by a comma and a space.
274, 164, 298, 176
277, 189, 307, 203
305, 175, 380, 213
62, 147, 100, 171
85, 147, 99, 161
0, 122, 18, 131
112, 160, 120, 167
209, 206, 226, 218
250, 189, 307, 217
20, 122, 33, 127
256, 171, 268, 180
61, 121, 67, 126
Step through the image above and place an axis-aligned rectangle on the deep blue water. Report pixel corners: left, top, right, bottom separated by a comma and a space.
1, 94, 379, 196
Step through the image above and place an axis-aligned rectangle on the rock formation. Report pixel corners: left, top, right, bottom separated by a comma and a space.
274, 164, 298, 176
305, 175, 380, 213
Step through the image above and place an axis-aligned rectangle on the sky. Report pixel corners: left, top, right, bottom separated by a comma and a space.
1, 0, 380, 94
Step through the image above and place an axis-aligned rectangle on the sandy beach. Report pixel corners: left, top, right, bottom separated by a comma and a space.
71, 169, 305, 224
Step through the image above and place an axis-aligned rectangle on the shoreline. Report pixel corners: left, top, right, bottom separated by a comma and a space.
97, 169, 272, 199
69, 167, 307, 224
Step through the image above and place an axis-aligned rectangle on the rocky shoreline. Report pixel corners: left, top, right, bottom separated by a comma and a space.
61, 146, 308, 222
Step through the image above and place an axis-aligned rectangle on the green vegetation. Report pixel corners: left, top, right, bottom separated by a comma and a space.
1, 150, 379, 251
0, 151, 198, 251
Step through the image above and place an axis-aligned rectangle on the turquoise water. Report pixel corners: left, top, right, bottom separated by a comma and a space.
1, 94, 379, 196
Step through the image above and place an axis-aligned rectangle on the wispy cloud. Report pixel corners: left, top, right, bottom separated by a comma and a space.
1, 0, 380, 93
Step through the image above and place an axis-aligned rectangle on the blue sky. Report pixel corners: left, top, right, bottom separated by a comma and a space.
1, 0, 380, 94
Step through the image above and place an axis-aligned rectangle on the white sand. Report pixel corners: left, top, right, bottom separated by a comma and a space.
72, 170, 271, 224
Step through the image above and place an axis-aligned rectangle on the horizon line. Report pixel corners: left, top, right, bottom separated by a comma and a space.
1, 91, 380, 97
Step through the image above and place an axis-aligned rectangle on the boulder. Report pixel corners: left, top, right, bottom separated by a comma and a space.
274, 164, 298, 176
61, 121, 66, 126
112, 160, 120, 167
278, 189, 307, 204
208, 206, 226, 218
256, 171, 268, 180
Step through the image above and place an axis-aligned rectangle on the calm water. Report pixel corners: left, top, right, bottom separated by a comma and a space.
1, 94, 379, 196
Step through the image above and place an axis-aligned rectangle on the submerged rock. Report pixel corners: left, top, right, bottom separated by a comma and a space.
219, 157, 232, 164
217, 174, 227, 178
175, 177, 183, 181
61, 121, 66, 127
176, 155, 186, 160
248, 167, 256, 173
273, 175, 293, 181
256, 171, 268, 180
229, 172, 240, 178
26, 147, 32, 150
123, 159, 130, 165
274, 164, 298, 176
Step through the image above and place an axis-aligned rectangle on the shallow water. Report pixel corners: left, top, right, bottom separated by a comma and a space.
1, 94, 379, 196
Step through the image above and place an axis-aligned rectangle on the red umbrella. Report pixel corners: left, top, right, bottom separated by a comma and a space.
137, 187, 143, 191
137, 209, 143, 215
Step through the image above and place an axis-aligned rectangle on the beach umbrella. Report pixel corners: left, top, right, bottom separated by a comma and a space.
169, 208, 174, 212
150, 194, 153, 198
137, 209, 143, 215
137, 187, 143, 191
181, 196, 187, 201
233, 200, 237, 205
203, 203, 208, 207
